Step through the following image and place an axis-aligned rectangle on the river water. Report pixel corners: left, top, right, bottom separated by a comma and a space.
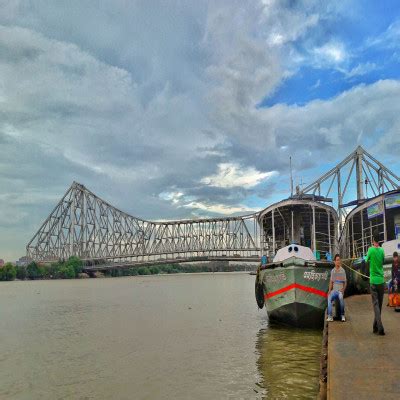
0, 273, 321, 399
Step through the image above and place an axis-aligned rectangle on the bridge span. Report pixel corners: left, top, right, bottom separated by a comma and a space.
27, 182, 262, 269
26, 146, 400, 271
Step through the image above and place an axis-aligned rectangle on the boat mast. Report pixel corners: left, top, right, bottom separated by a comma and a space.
355, 146, 364, 202
290, 156, 293, 198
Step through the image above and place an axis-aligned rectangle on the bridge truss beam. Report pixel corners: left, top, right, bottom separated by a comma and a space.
298, 146, 400, 229
27, 182, 261, 265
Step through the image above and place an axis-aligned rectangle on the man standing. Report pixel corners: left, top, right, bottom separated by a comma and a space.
366, 232, 385, 335
327, 254, 347, 322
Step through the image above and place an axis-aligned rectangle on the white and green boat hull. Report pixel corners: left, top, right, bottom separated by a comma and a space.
257, 257, 331, 328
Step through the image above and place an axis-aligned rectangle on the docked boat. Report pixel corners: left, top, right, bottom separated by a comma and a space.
340, 189, 400, 293
255, 198, 337, 328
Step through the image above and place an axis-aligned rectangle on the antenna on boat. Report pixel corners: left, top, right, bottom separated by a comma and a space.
290, 156, 293, 197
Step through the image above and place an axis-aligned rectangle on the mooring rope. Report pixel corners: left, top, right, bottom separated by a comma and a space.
341, 259, 370, 279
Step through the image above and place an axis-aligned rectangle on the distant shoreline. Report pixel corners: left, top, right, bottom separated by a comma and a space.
0, 257, 256, 282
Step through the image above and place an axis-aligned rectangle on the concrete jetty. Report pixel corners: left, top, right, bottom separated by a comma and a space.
328, 294, 400, 399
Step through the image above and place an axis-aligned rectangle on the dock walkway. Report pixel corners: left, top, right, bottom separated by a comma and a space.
328, 294, 400, 399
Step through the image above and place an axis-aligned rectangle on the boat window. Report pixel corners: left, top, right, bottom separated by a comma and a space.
294, 246, 299, 252
288, 246, 292, 252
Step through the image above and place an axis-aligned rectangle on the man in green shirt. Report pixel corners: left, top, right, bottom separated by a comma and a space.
366, 232, 385, 335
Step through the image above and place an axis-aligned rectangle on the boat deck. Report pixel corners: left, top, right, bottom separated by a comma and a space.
328, 294, 400, 399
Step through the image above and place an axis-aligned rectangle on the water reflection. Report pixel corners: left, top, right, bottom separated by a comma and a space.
256, 325, 322, 399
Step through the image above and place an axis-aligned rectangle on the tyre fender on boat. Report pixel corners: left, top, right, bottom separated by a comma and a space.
255, 265, 265, 309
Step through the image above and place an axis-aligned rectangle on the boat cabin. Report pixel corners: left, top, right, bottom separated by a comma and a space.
340, 189, 400, 259
258, 198, 338, 260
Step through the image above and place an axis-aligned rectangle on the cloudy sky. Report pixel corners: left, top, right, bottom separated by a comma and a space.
2, 0, 400, 261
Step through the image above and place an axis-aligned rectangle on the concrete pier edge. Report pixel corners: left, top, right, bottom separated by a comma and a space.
317, 311, 329, 400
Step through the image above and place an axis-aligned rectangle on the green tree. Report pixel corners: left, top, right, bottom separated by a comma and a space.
16, 266, 27, 280
57, 264, 75, 279
138, 267, 150, 275
41, 264, 52, 279
110, 268, 123, 277
149, 266, 160, 275
129, 268, 138, 276
65, 256, 83, 277
48, 262, 62, 279
161, 265, 172, 274
0, 262, 17, 281
26, 262, 45, 280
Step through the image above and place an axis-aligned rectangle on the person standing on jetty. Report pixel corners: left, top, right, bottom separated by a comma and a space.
366, 232, 385, 335
391, 251, 399, 291
326, 254, 347, 322
387, 251, 399, 299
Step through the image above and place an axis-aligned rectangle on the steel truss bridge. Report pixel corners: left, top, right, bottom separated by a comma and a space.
27, 146, 400, 269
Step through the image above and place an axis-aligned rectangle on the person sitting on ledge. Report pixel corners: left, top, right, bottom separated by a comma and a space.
387, 251, 400, 306
326, 254, 347, 322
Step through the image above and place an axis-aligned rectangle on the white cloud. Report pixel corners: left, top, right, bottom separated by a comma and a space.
366, 19, 400, 49
201, 163, 277, 189
311, 79, 321, 90
159, 191, 185, 204
183, 201, 258, 216
342, 62, 378, 79
313, 41, 346, 64
265, 13, 319, 47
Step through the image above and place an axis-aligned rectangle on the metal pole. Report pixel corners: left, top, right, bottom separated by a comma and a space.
312, 205, 316, 253
370, 220, 373, 246
356, 146, 364, 201
290, 156, 293, 197
361, 211, 365, 255
352, 216, 355, 258
291, 210, 294, 243
260, 215, 264, 258
337, 169, 343, 232
346, 218, 350, 258
383, 199, 387, 242
272, 210, 275, 256
283, 219, 286, 245
328, 211, 331, 254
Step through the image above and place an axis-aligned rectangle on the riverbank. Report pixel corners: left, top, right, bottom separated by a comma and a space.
0, 257, 255, 282
323, 294, 400, 400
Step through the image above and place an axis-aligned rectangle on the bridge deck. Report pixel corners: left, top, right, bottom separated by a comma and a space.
328, 294, 400, 400
82, 256, 260, 271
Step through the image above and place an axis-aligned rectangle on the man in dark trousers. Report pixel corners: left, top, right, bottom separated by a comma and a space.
366, 232, 385, 335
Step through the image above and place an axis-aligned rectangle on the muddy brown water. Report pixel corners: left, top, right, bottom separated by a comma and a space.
0, 273, 321, 399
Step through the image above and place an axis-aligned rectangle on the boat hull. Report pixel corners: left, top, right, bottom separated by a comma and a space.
259, 258, 331, 328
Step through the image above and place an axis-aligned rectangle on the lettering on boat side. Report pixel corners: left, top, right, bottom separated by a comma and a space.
303, 270, 328, 281
264, 273, 287, 283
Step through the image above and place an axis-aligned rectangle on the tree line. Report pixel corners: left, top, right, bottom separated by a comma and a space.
0, 256, 84, 281
0, 257, 250, 281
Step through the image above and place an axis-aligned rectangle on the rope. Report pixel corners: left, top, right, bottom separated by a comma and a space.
341, 259, 370, 279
